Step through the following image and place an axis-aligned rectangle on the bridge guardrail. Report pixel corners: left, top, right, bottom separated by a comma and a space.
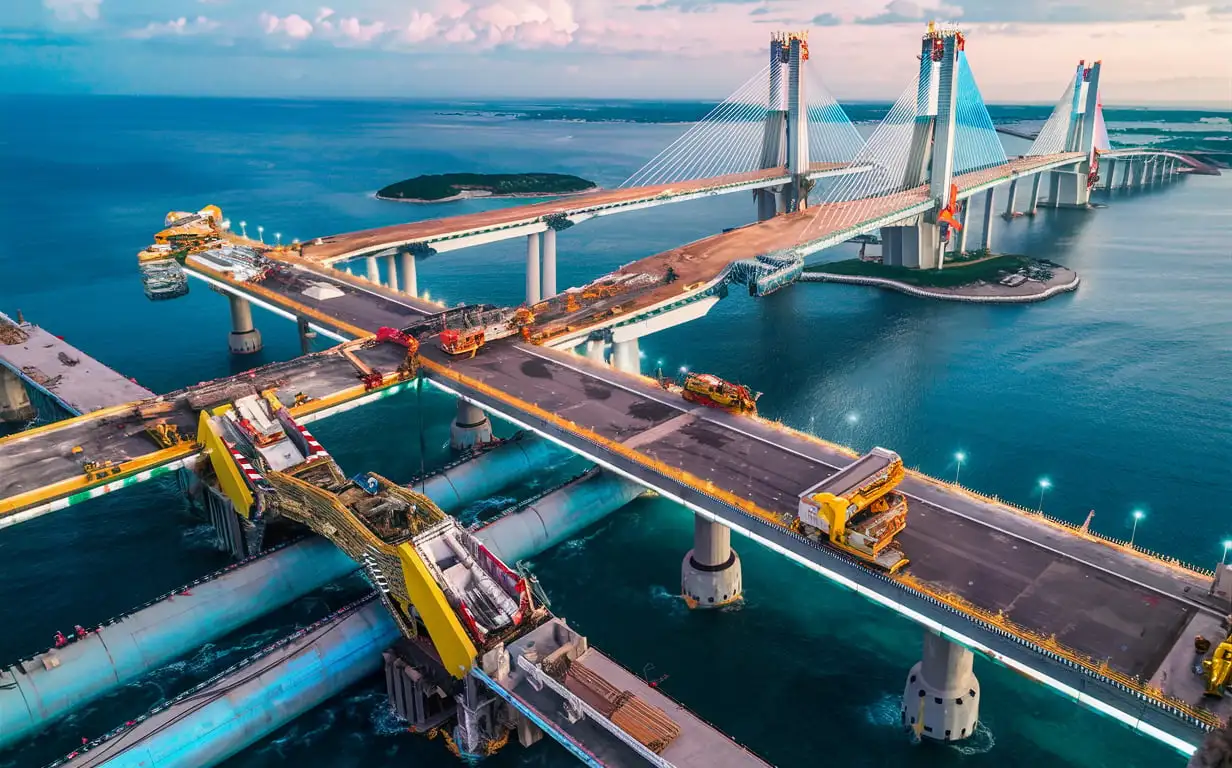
419, 356, 1226, 735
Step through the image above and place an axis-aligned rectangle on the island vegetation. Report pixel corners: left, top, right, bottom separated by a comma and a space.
377, 173, 597, 203
808, 252, 1050, 288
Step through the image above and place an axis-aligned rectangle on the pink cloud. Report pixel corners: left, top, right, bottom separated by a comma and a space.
259, 12, 314, 39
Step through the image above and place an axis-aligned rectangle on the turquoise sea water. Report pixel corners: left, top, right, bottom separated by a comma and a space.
0, 95, 1229, 768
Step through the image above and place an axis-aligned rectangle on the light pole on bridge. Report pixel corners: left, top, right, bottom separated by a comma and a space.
1036, 478, 1051, 512
239, 221, 247, 239
954, 452, 966, 484
1129, 509, 1145, 548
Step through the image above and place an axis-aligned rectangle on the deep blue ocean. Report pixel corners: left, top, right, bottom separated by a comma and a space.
0, 95, 1229, 768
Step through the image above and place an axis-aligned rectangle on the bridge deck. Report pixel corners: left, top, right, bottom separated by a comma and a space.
297, 163, 849, 264
0, 313, 153, 416
0, 342, 412, 523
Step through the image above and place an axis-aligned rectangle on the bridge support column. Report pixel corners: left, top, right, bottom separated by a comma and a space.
296, 316, 315, 356
611, 338, 640, 375
1002, 178, 1019, 219
682, 515, 742, 609
0, 367, 34, 423
980, 189, 995, 252
951, 203, 969, 259
583, 336, 607, 365
399, 251, 417, 297
541, 228, 557, 299
1048, 170, 1089, 208
227, 295, 263, 355
880, 221, 938, 269
901, 630, 980, 743
1135, 159, 1148, 187
385, 254, 399, 291
365, 255, 380, 283
526, 233, 541, 305
1027, 174, 1042, 215
1122, 160, 1134, 190
450, 398, 493, 451
1102, 158, 1117, 191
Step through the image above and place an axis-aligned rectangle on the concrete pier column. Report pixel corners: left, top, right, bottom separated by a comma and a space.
583, 337, 607, 365
385, 254, 399, 291
682, 515, 742, 608
450, 398, 493, 451
1049, 169, 1090, 207
399, 251, 417, 297
953, 202, 969, 258
542, 228, 557, 299
1136, 159, 1148, 187
1027, 173, 1042, 214
365, 255, 380, 283
0, 367, 35, 423
526, 233, 541, 305
1002, 179, 1018, 218
227, 295, 263, 355
1103, 158, 1116, 191
901, 630, 980, 742
297, 316, 315, 356
611, 338, 640, 375
980, 189, 995, 252
1121, 160, 1133, 190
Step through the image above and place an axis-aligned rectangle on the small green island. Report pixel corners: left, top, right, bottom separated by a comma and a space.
376, 173, 597, 203
804, 251, 1081, 303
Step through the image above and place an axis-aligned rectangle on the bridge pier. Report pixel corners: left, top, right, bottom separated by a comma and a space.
385, 254, 399, 291
227, 295, 263, 355
1135, 158, 1149, 187
1048, 169, 1089, 208
1027, 173, 1042, 215
0, 367, 34, 423
399, 251, 418, 297
901, 630, 980, 743
611, 338, 641, 375
1002, 178, 1019, 218
296, 316, 315, 356
542, 228, 557, 299
365, 254, 380, 283
951, 203, 969, 259
980, 189, 995, 252
1102, 158, 1117, 191
582, 336, 607, 365
1121, 160, 1134, 190
450, 398, 493, 451
879, 222, 938, 269
682, 515, 742, 609
526, 233, 541, 305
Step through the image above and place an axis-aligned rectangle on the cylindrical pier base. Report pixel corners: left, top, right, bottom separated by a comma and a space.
0, 367, 35, 423
611, 338, 640, 375
542, 228, 557, 299
227, 295, 262, 355
901, 630, 980, 743
450, 398, 493, 451
526, 233, 541, 305
682, 515, 742, 608
399, 251, 418, 297
385, 254, 399, 291
583, 337, 607, 365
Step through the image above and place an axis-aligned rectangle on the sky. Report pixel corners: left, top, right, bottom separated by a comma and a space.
1, 0, 1230, 105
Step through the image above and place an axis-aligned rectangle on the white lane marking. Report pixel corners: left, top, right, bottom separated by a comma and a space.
513, 344, 1217, 616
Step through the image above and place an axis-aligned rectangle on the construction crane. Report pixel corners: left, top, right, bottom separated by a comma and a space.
439, 307, 534, 357
794, 447, 910, 573
680, 373, 760, 415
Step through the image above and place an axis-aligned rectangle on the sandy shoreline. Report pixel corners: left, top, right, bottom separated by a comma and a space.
800, 265, 1081, 303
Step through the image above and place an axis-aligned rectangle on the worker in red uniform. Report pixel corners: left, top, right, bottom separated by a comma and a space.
74, 624, 89, 639
53, 631, 68, 648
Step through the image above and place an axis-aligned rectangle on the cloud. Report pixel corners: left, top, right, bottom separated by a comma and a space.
128, 16, 219, 39
951, 0, 1191, 23
259, 11, 313, 39
856, 0, 960, 24
394, 0, 579, 49
336, 17, 387, 43
44, 0, 102, 22
812, 12, 843, 25
635, 0, 761, 12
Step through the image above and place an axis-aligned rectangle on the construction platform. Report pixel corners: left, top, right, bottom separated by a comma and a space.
0, 339, 417, 525
0, 312, 152, 416
495, 618, 769, 768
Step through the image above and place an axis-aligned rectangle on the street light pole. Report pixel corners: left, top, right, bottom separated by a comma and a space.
1037, 478, 1051, 512
954, 452, 966, 484
1129, 510, 1145, 548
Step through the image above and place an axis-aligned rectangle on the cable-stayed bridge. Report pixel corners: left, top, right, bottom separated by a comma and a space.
2, 22, 1226, 768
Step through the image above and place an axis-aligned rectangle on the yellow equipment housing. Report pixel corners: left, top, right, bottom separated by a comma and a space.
681, 373, 758, 415
796, 447, 909, 572
1203, 635, 1232, 696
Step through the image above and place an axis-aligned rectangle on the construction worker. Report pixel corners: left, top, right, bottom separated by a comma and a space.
53, 631, 68, 648
73, 624, 88, 639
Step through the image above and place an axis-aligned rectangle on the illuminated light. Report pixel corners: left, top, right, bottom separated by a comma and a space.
1133, 509, 1145, 520
1039, 478, 1052, 490
845, 412, 859, 425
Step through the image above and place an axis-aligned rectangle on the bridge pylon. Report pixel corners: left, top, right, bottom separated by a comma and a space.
1048, 60, 1103, 207
754, 32, 811, 219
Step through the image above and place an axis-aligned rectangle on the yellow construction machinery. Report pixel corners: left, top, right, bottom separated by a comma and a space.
1200, 632, 1232, 697
794, 447, 910, 572
680, 373, 760, 415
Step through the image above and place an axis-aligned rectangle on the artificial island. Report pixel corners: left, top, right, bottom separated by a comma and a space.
377, 172, 598, 203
